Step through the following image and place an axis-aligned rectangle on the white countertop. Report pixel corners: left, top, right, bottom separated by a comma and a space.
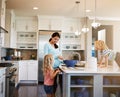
59, 64, 120, 74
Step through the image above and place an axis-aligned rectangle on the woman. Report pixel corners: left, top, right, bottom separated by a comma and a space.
44, 32, 63, 69
44, 32, 63, 96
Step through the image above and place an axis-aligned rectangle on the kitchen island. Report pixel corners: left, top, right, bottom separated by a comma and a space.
60, 64, 120, 97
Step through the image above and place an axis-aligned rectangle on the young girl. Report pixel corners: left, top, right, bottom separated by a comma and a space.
43, 54, 60, 97
94, 40, 115, 67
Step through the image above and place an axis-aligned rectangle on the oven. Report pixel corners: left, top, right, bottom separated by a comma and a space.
0, 68, 5, 97
0, 62, 17, 97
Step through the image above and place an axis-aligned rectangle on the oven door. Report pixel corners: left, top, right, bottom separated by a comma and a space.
9, 77, 15, 97
6, 73, 16, 97
0, 75, 5, 97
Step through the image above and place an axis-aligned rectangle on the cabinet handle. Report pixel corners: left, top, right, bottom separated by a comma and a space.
70, 26, 73, 32
26, 25, 28, 30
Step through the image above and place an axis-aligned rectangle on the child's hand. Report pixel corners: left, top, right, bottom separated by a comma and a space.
55, 68, 61, 73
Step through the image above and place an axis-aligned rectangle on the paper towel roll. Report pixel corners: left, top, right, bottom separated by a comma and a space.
87, 57, 97, 70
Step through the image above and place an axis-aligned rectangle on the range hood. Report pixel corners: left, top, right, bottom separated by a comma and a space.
0, 26, 8, 33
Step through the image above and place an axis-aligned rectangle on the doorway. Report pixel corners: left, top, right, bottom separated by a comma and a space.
92, 25, 113, 58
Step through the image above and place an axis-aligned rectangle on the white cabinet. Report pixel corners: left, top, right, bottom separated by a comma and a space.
103, 75, 120, 97
38, 16, 63, 30
19, 60, 38, 83
0, 0, 6, 47
17, 32, 38, 49
0, 0, 6, 28
5, 10, 16, 48
61, 33, 85, 50
16, 17, 38, 32
63, 74, 94, 97
15, 17, 38, 49
63, 73, 120, 97
62, 18, 78, 33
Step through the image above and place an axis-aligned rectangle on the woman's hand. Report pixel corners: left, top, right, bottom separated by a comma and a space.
58, 56, 64, 60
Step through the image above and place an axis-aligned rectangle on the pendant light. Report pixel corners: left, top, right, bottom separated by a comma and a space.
81, 0, 89, 33
91, 0, 101, 29
74, 1, 81, 36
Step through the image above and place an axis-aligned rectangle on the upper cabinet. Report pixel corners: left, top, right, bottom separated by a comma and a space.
61, 33, 85, 50
15, 16, 38, 49
38, 16, 63, 31
38, 16, 79, 33
15, 17, 38, 32
5, 10, 16, 48
62, 18, 78, 33
0, 0, 6, 47
0, 0, 6, 28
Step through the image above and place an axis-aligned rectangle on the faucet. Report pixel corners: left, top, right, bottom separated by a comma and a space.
72, 52, 81, 61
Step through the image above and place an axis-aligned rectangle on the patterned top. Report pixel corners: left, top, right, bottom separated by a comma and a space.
102, 49, 115, 60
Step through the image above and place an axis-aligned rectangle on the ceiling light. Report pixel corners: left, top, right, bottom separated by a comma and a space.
33, 7, 38, 10
91, 20, 101, 29
74, 1, 81, 36
86, 9, 91, 12
82, 0, 89, 33
91, 0, 101, 29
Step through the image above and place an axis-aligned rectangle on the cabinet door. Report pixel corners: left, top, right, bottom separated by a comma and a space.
16, 19, 27, 32
19, 61, 27, 81
16, 17, 38, 32
27, 61, 38, 80
51, 19, 63, 30
38, 16, 63, 30
62, 19, 77, 33
38, 19, 50, 30
0, 0, 6, 28
26, 19, 38, 32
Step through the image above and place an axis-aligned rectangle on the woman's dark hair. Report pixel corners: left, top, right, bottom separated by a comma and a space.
49, 32, 60, 49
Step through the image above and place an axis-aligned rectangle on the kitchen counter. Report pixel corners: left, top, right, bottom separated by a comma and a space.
59, 65, 120, 74
60, 62, 120, 97
60, 60, 120, 74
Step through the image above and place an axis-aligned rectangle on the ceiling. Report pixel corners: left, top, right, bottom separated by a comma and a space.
6, 0, 120, 20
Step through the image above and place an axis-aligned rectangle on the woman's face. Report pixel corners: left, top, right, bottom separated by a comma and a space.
51, 36, 60, 44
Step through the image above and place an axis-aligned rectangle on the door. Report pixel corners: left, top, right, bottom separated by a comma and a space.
27, 61, 38, 80
19, 61, 27, 81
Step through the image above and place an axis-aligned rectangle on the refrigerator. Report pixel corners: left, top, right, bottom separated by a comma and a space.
38, 30, 61, 82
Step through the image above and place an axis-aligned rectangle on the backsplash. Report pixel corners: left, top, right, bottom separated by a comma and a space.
62, 50, 85, 61
2, 48, 37, 60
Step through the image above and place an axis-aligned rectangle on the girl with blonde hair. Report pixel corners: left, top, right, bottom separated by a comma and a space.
43, 54, 60, 97
94, 40, 115, 67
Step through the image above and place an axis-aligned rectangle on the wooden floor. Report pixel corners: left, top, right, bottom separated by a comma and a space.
13, 84, 46, 97
13, 83, 62, 97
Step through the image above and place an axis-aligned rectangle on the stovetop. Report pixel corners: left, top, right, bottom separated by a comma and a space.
0, 62, 14, 67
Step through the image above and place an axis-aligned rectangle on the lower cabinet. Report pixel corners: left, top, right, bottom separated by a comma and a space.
19, 60, 38, 84
63, 73, 120, 97
103, 75, 120, 97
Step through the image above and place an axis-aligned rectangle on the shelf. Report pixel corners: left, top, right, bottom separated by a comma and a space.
17, 42, 37, 44
70, 85, 93, 88
103, 85, 120, 88
62, 49, 82, 51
